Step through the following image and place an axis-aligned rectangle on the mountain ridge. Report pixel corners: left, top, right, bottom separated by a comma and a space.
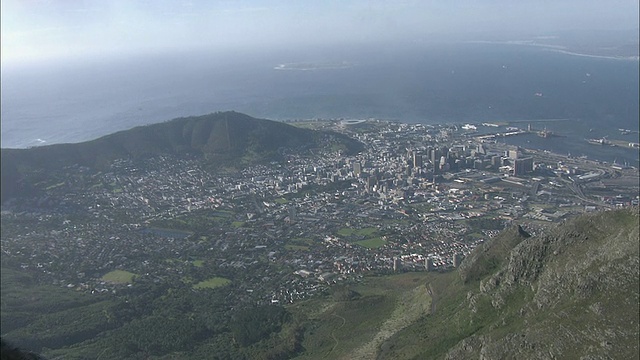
378, 207, 639, 359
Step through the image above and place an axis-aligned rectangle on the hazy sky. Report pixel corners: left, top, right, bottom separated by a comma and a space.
2, 0, 638, 64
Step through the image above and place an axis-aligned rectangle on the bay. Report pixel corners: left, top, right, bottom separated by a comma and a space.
2, 42, 638, 164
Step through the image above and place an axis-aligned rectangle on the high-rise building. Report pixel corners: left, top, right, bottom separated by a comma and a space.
439, 156, 447, 170
440, 146, 449, 158
513, 157, 534, 176
353, 162, 362, 176
367, 175, 378, 189
430, 149, 439, 165
477, 144, 486, 155
413, 153, 423, 168
491, 155, 502, 168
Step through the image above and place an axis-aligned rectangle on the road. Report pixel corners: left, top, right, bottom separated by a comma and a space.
561, 178, 612, 208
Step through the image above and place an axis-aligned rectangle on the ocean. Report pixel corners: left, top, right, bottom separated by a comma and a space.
1, 42, 638, 165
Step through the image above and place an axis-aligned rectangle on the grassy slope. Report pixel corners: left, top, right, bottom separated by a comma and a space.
2, 209, 636, 359
290, 272, 432, 360
378, 208, 640, 360
376, 271, 478, 359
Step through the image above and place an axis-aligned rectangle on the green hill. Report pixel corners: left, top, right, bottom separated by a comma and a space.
0, 112, 363, 202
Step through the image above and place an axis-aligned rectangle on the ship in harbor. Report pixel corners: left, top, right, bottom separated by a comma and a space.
537, 127, 557, 138
527, 124, 561, 138
587, 137, 611, 145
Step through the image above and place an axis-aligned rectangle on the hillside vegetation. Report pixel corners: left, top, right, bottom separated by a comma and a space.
2, 209, 637, 359
379, 207, 639, 359
278, 208, 639, 360
0, 112, 363, 202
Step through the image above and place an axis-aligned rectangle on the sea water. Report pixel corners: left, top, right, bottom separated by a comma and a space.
1, 42, 638, 164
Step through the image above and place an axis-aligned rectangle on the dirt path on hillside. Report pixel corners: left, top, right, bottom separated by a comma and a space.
325, 313, 346, 358
345, 285, 432, 360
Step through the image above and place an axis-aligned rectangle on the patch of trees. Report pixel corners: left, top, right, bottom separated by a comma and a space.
115, 315, 211, 356
5, 272, 303, 359
230, 305, 291, 346
4, 301, 117, 353
467, 218, 505, 231
1, 338, 47, 360
331, 285, 361, 301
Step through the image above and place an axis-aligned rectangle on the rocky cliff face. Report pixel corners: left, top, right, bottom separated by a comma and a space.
446, 208, 639, 359
378, 208, 638, 360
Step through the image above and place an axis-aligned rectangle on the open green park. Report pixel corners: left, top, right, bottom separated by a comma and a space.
355, 237, 387, 249
101, 270, 136, 284
193, 277, 232, 289
337, 227, 378, 237
336, 227, 387, 248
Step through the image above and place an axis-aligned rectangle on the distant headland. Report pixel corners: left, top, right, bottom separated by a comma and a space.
274, 61, 353, 71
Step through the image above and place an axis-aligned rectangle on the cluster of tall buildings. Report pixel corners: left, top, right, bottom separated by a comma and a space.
404, 145, 533, 176
507, 149, 534, 176
346, 140, 535, 197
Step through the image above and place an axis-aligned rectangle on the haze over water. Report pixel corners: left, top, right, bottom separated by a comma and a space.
2, 41, 638, 165
2, 1, 638, 164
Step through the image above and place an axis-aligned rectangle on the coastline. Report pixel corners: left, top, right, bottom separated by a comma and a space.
545, 48, 639, 62
3, 42, 637, 150
465, 40, 639, 61
273, 62, 353, 71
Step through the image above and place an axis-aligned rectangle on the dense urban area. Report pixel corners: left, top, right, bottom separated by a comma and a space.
2, 119, 638, 306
